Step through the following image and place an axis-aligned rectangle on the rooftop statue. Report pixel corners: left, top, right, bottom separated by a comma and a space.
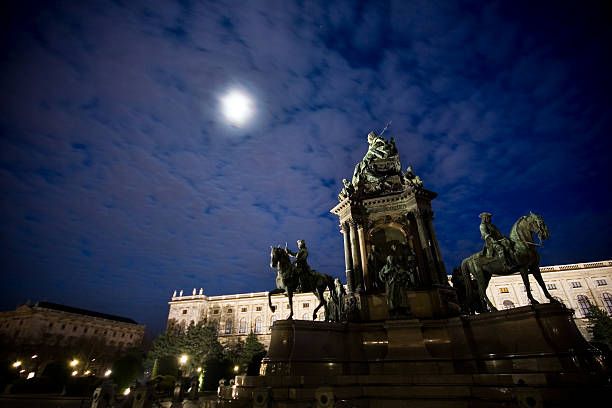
459, 212, 559, 312
343, 131, 402, 198
403, 165, 424, 190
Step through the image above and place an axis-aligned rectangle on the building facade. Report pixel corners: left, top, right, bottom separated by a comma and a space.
483, 260, 612, 338
167, 289, 323, 347
168, 260, 612, 346
0, 302, 145, 376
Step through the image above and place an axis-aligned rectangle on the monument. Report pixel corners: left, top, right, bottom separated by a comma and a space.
213, 132, 610, 407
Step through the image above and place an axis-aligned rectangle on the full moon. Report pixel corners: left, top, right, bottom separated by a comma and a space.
220, 90, 254, 126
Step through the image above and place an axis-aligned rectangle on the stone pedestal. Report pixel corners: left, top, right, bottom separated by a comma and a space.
221, 303, 609, 407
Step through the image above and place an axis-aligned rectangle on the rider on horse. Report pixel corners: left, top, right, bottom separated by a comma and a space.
479, 212, 518, 271
286, 239, 311, 291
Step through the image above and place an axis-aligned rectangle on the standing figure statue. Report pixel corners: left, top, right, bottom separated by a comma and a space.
286, 240, 311, 291
367, 244, 385, 292
479, 212, 518, 271
326, 278, 347, 322
379, 254, 412, 318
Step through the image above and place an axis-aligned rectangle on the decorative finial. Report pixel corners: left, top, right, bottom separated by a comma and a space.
172, 290, 177, 298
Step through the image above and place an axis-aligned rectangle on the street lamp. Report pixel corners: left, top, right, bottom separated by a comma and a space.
178, 354, 188, 379
69, 359, 79, 368
12, 360, 22, 368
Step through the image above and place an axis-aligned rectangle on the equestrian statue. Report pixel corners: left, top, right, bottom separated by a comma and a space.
268, 240, 335, 320
460, 211, 559, 312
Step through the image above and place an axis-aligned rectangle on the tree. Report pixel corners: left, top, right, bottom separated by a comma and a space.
146, 322, 223, 378
111, 350, 144, 390
586, 305, 612, 349
237, 333, 266, 375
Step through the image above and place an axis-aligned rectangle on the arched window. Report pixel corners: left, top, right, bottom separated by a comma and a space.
269, 316, 277, 331
502, 300, 515, 310
602, 293, 612, 314
224, 319, 233, 334
576, 295, 592, 317
254, 317, 262, 334
239, 318, 247, 334
302, 312, 310, 320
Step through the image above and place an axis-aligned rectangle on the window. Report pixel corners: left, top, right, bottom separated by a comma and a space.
84, 328, 88, 334
48, 323, 54, 329
602, 293, 612, 314
239, 318, 247, 334
224, 319, 233, 334
256, 306, 262, 311
73, 326, 77, 332
577, 295, 592, 317
212, 309, 219, 315
502, 300, 515, 309
61, 324, 66, 330
499, 287, 509, 294
227, 309, 233, 314
546, 283, 557, 290
241, 307, 247, 312
571, 281, 582, 288
286, 304, 290, 309
303, 303, 310, 308
596, 279, 607, 286
302, 312, 310, 320
182, 309, 188, 315
254, 317, 262, 334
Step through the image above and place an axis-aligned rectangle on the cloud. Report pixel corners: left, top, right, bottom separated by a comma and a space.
1, 0, 610, 334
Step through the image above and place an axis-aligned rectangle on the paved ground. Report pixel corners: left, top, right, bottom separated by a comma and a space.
0, 394, 91, 408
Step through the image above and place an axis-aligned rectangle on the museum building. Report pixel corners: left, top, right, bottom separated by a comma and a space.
167, 259, 612, 346
0, 301, 145, 375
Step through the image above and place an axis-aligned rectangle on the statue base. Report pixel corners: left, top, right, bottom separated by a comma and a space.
215, 303, 610, 407
360, 285, 461, 321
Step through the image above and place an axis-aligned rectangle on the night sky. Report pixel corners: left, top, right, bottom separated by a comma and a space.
1, 0, 611, 336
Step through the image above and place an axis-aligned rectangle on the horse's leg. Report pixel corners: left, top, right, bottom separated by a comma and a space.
287, 289, 294, 320
481, 272, 497, 312
268, 288, 284, 313
531, 267, 558, 303
313, 286, 326, 320
520, 268, 539, 305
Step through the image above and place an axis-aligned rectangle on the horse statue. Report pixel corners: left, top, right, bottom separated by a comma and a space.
268, 246, 335, 320
460, 212, 558, 312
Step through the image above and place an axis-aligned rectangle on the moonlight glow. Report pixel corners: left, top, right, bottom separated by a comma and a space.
221, 90, 254, 126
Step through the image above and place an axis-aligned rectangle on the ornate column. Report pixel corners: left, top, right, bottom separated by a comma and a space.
423, 211, 447, 284
412, 208, 444, 285
341, 223, 354, 293
357, 224, 369, 292
410, 209, 435, 286
349, 221, 363, 292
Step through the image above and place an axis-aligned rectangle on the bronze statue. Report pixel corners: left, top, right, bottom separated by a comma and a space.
268, 245, 335, 320
479, 212, 517, 270
286, 240, 311, 291
351, 131, 397, 187
403, 165, 424, 190
379, 254, 413, 318
325, 278, 347, 322
460, 212, 559, 312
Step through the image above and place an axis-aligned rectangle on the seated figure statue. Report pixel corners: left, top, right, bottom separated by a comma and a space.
479, 212, 518, 271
